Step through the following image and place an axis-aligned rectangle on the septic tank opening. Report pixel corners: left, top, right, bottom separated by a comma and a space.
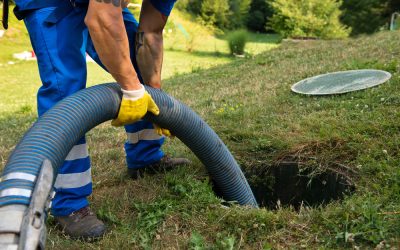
213, 162, 355, 209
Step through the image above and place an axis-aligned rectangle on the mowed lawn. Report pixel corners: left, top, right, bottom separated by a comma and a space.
1, 9, 400, 249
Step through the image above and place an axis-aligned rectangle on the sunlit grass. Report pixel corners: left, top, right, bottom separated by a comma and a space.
0, 9, 279, 114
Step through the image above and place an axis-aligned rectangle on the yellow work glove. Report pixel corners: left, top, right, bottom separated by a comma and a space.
154, 124, 172, 137
112, 84, 160, 127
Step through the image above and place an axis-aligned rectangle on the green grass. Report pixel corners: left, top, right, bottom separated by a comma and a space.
0, 7, 280, 74
163, 10, 281, 55
1, 7, 400, 249
0, 14, 30, 64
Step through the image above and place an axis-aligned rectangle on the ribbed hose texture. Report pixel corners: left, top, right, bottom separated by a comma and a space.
0, 83, 258, 208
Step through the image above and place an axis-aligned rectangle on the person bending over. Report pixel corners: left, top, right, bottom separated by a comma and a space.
13, 0, 189, 239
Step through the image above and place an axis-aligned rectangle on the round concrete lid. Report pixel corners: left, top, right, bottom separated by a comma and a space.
291, 69, 392, 95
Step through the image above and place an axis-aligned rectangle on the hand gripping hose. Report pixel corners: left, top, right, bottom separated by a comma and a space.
0, 83, 257, 248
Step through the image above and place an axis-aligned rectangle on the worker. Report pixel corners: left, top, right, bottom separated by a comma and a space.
12, 0, 190, 239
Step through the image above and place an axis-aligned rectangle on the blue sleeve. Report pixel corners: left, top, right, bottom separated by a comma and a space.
149, 0, 176, 16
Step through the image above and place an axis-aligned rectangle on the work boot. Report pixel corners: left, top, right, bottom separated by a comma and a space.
128, 155, 191, 179
55, 206, 106, 240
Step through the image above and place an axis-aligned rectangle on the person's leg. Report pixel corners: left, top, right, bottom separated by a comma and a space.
86, 8, 166, 170
24, 6, 105, 238
123, 9, 169, 170
124, 9, 191, 174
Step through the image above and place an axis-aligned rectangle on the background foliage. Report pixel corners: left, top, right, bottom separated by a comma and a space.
269, 0, 351, 39
176, 0, 252, 30
340, 0, 400, 35
176, 0, 399, 38
247, 0, 274, 32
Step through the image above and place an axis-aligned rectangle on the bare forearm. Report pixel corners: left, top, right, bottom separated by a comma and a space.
136, 31, 163, 88
85, 0, 141, 90
135, 0, 169, 89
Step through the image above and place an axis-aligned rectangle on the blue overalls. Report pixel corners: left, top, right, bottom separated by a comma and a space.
14, 0, 176, 216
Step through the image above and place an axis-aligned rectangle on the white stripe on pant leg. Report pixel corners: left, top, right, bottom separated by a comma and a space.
54, 168, 92, 189
65, 144, 89, 161
127, 129, 163, 144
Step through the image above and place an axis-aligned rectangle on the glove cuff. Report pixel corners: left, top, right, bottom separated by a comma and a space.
121, 84, 145, 101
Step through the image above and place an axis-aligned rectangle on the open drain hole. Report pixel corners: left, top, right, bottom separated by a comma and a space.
214, 162, 355, 209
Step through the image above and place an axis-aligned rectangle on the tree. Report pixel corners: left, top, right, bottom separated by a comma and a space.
228, 0, 252, 29
200, 0, 231, 29
269, 0, 351, 39
387, 0, 400, 14
341, 0, 400, 35
247, 0, 274, 32
341, 0, 388, 35
175, 0, 203, 15
175, 0, 254, 30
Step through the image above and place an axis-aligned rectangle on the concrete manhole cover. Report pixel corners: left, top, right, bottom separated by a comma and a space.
291, 69, 392, 95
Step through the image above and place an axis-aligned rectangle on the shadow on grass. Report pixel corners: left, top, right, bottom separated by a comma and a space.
166, 48, 233, 58
166, 33, 281, 58
216, 32, 282, 44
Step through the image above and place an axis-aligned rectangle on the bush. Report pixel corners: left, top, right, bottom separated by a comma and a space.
269, 0, 351, 39
227, 30, 248, 55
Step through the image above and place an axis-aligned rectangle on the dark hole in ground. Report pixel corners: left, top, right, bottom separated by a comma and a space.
213, 162, 355, 210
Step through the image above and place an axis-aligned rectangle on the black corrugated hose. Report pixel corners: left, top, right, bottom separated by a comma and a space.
0, 83, 258, 210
